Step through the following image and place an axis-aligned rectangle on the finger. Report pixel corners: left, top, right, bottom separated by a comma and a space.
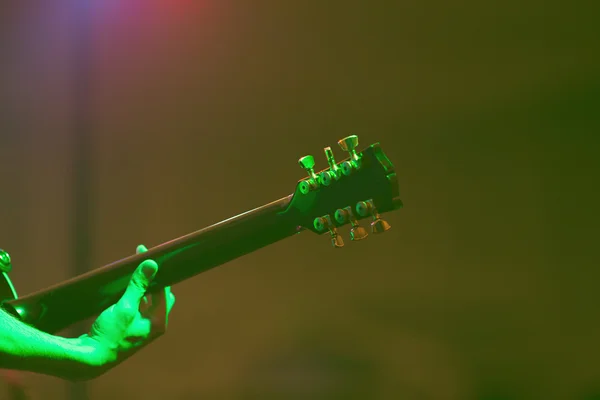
160, 287, 175, 329
139, 294, 151, 313
151, 288, 167, 315
144, 287, 175, 317
134, 245, 152, 312
166, 287, 176, 316
119, 259, 158, 311
141, 290, 159, 318
157, 287, 175, 323
136, 244, 148, 254
123, 319, 152, 341
147, 289, 168, 333
89, 304, 133, 345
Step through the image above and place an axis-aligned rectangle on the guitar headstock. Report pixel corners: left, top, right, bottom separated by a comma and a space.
284, 135, 403, 247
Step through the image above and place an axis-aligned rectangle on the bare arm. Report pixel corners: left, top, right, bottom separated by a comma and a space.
0, 308, 94, 380
0, 245, 175, 381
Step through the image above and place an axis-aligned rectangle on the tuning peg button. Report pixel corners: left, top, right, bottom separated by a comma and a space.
298, 155, 315, 171
371, 219, 391, 234
356, 199, 391, 234
331, 232, 345, 247
338, 135, 359, 155
313, 215, 344, 248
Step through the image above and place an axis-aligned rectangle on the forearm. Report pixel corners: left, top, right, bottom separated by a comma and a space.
0, 309, 94, 381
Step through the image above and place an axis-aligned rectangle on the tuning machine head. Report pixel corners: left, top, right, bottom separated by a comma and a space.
356, 199, 391, 234
298, 135, 362, 191
0, 248, 18, 302
337, 135, 359, 154
318, 146, 342, 186
298, 155, 320, 194
290, 135, 402, 248
337, 135, 361, 176
334, 206, 368, 241
0, 249, 12, 273
313, 215, 344, 248
298, 155, 315, 171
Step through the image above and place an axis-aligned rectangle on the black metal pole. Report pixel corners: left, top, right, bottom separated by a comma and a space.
68, 2, 93, 400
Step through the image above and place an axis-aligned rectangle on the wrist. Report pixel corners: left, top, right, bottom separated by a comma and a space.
46, 336, 101, 381
71, 335, 117, 379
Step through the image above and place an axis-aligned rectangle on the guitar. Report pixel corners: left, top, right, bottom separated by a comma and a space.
0, 135, 402, 334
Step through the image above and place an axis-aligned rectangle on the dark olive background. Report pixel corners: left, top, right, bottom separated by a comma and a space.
1, 1, 598, 399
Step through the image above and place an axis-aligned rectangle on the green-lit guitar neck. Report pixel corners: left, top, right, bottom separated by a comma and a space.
0, 136, 402, 334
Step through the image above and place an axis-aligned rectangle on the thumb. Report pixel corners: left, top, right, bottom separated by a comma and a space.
120, 259, 158, 309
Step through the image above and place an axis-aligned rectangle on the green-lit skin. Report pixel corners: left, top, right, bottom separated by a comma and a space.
0, 245, 175, 381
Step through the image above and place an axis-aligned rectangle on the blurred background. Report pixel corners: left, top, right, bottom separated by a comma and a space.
0, 1, 598, 399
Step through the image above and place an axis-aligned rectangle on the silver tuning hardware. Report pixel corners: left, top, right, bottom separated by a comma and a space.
0, 248, 18, 302
356, 199, 391, 234
313, 215, 344, 248
337, 135, 361, 176
0, 249, 12, 273
334, 206, 368, 241
298, 155, 320, 194
318, 146, 342, 186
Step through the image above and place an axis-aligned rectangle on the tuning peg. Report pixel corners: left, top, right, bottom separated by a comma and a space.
313, 215, 344, 248
318, 146, 342, 186
0, 249, 11, 273
338, 135, 359, 155
298, 155, 315, 171
371, 218, 391, 234
334, 206, 368, 241
337, 135, 361, 176
298, 155, 320, 194
356, 199, 391, 234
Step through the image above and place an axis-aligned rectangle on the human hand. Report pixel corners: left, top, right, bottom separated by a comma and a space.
78, 244, 175, 378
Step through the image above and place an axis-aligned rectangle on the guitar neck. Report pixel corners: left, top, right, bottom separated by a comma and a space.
3, 194, 299, 334
2, 138, 404, 335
